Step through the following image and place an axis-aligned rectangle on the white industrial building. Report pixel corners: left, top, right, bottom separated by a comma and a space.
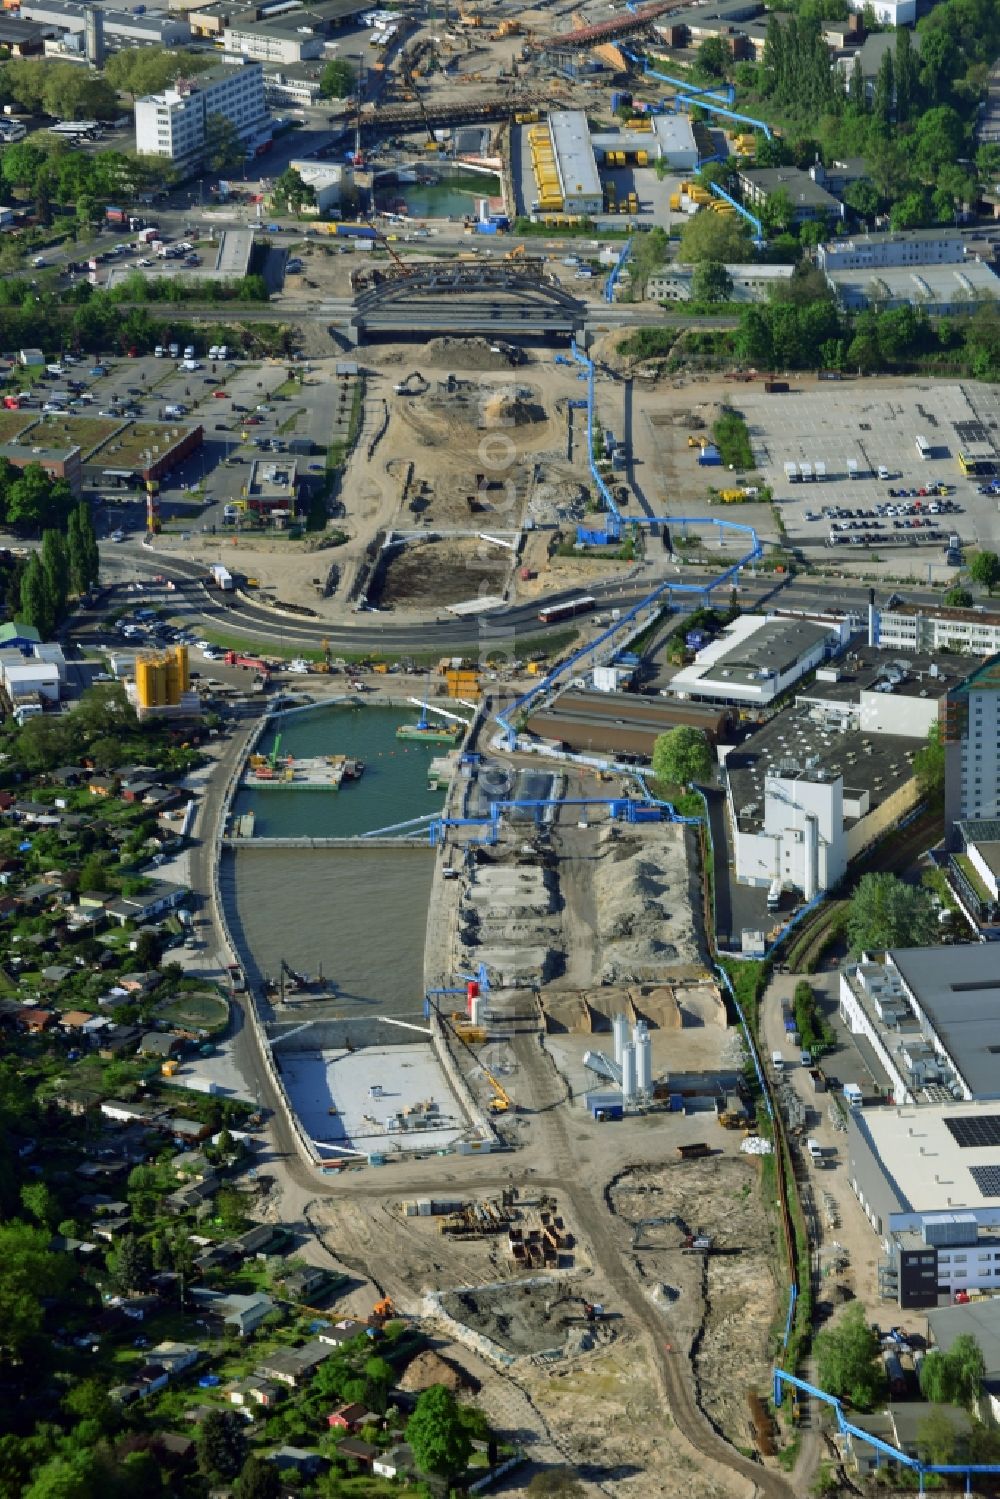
816, 228, 968, 273
846, 0, 914, 27
20, 0, 191, 45
135, 63, 267, 165
724, 642, 969, 895
876, 602, 1000, 656
646, 262, 794, 304
667, 613, 846, 708
223, 23, 323, 62
839, 945, 1000, 1306
547, 111, 604, 216
824, 261, 1000, 314
591, 113, 698, 171
0, 650, 61, 704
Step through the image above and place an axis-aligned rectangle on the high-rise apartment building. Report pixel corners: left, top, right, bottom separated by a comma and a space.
942, 655, 1000, 843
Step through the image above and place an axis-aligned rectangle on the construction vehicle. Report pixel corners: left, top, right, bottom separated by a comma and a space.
484, 1067, 512, 1113
503, 244, 526, 260
161, 1059, 179, 1077
370, 1296, 396, 1326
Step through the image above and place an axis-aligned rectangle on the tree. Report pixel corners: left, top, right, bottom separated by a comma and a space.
78, 854, 109, 893
652, 725, 714, 785
920, 1334, 986, 1410
0, 1221, 74, 1358
67, 501, 99, 593
106, 1233, 152, 1296
844, 177, 881, 224
319, 58, 356, 98
815, 1303, 886, 1410
203, 112, 243, 175
63, 1379, 114, 1434
18, 554, 54, 639
234, 1456, 281, 1499
969, 549, 1000, 595
20, 1182, 59, 1232
895, 25, 916, 123
679, 210, 751, 264
405, 1386, 473, 1481
847, 54, 867, 114
41, 530, 69, 622
945, 584, 973, 606
198, 1411, 247, 1482
272, 167, 315, 213
916, 1406, 961, 1465
696, 36, 730, 79
691, 259, 734, 305
872, 47, 894, 136
846, 872, 939, 955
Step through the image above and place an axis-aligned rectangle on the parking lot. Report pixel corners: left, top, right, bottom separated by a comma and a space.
737, 381, 1000, 560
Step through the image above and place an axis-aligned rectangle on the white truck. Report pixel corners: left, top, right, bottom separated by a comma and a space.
210, 563, 234, 591
766, 878, 782, 914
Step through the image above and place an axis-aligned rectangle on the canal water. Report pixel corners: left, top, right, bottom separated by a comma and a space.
228, 703, 448, 1016
375, 167, 502, 220
233, 702, 447, 838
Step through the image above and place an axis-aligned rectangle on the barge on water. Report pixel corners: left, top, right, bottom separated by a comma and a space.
244, 753, 365, 790
397, 719, 464, 745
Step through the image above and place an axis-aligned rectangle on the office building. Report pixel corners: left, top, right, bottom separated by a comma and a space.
942, 654, 1000, 844
135, 63, 267, 165
223, 23, 323, 62
738, 165, 845, 224
876, 602, 1000, 657
646, 262, 794, 304
817, 228, 968, 273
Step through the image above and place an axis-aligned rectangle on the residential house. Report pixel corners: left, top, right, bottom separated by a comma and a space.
337, 1437, 377, 1468
18, 1007, 55, 1032
165, 1116, 212, 1145
139, 1031, 186, 1059
317, 1319, 368, 1349
120, 971, 162, 995
172, 1151, 215, 1181
233, 1224, 286, 1258
373, 1444, 415, 1480
836, 30, 922, 101
51, 1083, 104, 1115
0, 620, 41, 653
192, 1289, 275, 1337
0, 857, 22, 884
228, 1374, 282, 1409
76, 890, 110, 914
100, 1099, 166, 1125
41, 963, 72, 985
327, 1403, 378, 1432
88, 777, 117, 798
193, 1242, 236, 1275
97, 1024, 144, 1058
283, 1265, 329, 1301
268, 1447, 328, 1478
105, 881, 188, 926
257, 1339, 334, 1388
136, 1364, 170, 1398
151, 1341, 201, 1375
164, 1177, 219, 1215
60, 1009, 94, 1033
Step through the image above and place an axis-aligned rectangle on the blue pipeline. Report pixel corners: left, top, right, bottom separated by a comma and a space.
604, 238, 632, 304
707, 179, 763, 241
772, 1370, 1000, 1486
621, 45, 732, 104
625, 50, 772, 138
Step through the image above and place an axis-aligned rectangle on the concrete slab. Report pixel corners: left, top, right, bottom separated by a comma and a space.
279, 1042, 467, 1157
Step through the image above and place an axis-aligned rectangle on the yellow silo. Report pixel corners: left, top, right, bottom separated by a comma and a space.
172, 644, 190, 694
136, 654, 167, 707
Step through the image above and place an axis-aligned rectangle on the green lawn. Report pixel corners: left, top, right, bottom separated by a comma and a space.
955, 853, 992, 903
156, 991, 229, 1031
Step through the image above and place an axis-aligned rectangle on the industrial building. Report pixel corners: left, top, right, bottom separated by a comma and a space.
816, 227, 969, 273
947, 818, 1000, 931
591, 113, 698, 172
927, 1302, 1000, 1421
0, 442, 82, 496
245, 457, 299, 521
21, 0, 191, 46
107, 230, 253, 288
525, 689, 732, 759
223, 21, 323, 60
646, 262, 793, 303
667, 613, 846, 708
724, 643, 968, 894
876, 602, 1000, 657
824, 261, 1000, 314
285, 160, 351, 214
942, 654, 1000, 844
545, 111, 604, 216
135, 64, 267, 165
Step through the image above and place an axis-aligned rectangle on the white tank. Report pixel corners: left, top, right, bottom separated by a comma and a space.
621, 1042, 637, 1104
469, 993, 482, 1027
634, 1023, 652, 1094
613, 1012, 629, 1066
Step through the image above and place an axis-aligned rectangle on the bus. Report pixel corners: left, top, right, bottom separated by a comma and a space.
915, 435, 932, 461
537, 596, 595, 625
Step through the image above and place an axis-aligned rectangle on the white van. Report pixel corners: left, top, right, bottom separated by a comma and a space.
183, 344, 195, 359
806, 1137, 822, 1159
771, 1050, 783, 1072
168, 342, 179, 358
154, 345, 165, 358
877, 465, 890, 480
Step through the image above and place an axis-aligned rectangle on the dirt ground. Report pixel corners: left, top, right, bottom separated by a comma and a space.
609, 1157, 780, 1454
441, 1279, 610, 1359
372, 536, 510, 608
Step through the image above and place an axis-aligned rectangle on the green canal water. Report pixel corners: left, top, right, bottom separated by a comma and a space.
233, 702, 448, 838
229, 703, 449, 1014
376, 168, 502, 219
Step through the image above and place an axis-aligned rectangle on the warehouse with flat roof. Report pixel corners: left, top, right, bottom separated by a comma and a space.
548, 111, 603, 216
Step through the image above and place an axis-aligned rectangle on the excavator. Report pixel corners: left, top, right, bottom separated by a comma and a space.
483, 1068, 512, 1114
370, 1296, 396, 1327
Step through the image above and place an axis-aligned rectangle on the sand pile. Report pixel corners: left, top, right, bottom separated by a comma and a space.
398, 1349, 479, 1395
480, 389, 545, 428
592, 826, 701, 984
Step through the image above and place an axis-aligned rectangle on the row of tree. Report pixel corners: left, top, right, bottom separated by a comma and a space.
0, 460, 75, 536
18, 506, 99, 637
